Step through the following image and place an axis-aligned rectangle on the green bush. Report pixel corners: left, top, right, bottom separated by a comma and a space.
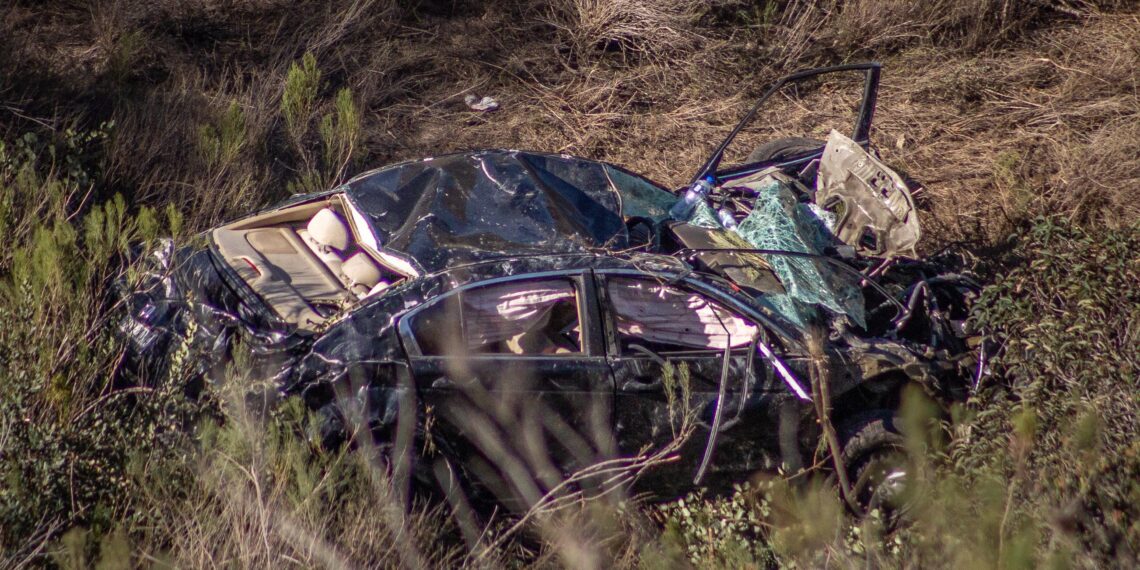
0, 126, 193, 564
966, 218, 1140, 565
281, 53, 362, 194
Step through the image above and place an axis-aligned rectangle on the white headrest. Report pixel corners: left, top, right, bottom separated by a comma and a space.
342, 252, 382, 289
307, 208, 350, 252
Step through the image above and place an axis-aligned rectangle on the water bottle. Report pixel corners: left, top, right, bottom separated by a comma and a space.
716, 208, 738, 229
669, 176, 715, 221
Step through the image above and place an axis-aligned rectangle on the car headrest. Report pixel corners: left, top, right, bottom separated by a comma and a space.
342, 252, 382, 289
307, 208, 350, 252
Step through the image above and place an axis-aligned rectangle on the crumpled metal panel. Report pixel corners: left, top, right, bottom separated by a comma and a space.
344, 150, 662, 274
816, 130, 921, 258
114, 239, 306, 390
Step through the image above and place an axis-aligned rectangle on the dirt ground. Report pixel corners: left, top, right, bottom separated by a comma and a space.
3, 1, 1136, 245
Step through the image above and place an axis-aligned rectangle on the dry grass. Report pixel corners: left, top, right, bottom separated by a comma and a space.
5, 0, 1133, 241
875, 13, 1140, 246
539, 0, 705, 61
2, 0, 1139, 567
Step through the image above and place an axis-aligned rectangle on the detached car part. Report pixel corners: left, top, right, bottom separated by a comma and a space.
816, 130, 921, 258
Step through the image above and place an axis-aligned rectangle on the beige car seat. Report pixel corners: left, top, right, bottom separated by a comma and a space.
306, 208, 350, 251
298, 208, 350, 276
342, 252, 384, 296
300, 208, 388, 298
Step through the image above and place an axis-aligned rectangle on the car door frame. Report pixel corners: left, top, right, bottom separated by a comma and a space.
394, 269, 617, 485
592, 268, 806, 489
698, 62, 883, 183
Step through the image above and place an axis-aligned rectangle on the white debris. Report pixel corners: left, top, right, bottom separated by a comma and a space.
463, 94, 500, 112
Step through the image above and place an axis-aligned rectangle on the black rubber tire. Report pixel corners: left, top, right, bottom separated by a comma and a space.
746, 137, 825, 164
837, 411, 911, 523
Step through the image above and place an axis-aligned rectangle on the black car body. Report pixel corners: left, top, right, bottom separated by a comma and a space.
117, 63, 981, 506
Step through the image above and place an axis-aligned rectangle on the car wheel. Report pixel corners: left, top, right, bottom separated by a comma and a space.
746, 137, 824, 163
838, 411, 912, 524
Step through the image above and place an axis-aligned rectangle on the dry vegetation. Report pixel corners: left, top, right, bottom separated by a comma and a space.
1, 0, 1138, 568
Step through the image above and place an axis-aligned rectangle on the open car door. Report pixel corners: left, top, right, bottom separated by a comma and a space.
692, 62, 882, 182
679, 62, 921, 259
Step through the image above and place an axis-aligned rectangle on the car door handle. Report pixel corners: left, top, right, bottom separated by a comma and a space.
621, 377, 663, 392
627, 344, 667, 365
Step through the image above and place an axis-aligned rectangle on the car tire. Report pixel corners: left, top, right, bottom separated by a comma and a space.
746, 137, 824, 163
837, 411, 912, 524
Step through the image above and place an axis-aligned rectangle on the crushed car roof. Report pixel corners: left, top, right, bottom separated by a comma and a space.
342, 150, 677, 274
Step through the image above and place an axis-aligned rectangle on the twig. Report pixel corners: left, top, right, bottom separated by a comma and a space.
807, 323, 854, 509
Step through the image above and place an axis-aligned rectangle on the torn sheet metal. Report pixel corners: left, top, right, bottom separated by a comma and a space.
816, 130, 921, 258
115, 239, 304, 390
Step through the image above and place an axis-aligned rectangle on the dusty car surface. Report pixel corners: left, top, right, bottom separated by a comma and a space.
117, 63, 981, 513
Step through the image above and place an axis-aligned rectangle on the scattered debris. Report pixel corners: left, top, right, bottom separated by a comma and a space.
463, 93, 500, 112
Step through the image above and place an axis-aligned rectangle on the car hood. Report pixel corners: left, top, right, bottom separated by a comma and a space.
342, 150, 676, 274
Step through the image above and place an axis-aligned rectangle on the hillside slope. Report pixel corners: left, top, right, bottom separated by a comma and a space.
1, 1, 1137, 567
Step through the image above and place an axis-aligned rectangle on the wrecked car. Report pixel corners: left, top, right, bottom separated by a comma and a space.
116, 63, 981, 515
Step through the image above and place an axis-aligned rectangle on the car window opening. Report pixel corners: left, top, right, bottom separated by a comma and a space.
211, 193, 412, 331
413, 278, 583, 356
607, 277, 757, 353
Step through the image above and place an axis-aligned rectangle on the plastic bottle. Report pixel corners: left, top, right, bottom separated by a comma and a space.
717, 208, 738, 229
669, 176, 715, 221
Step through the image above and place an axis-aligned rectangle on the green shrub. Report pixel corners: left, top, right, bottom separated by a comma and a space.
655, 482, 776, 567
0, 127, 192, 563
280, 53, 362, 194
965, 218, 1140, 564
281, 52, 321, 150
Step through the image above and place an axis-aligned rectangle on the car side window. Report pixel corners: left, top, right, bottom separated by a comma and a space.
605, 276, 757, 355
411, 278, 583, 356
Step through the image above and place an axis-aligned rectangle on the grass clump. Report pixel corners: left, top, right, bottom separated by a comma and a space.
540, 0, 705, 61
282, 52, 322, 151
282, 53, 363, 194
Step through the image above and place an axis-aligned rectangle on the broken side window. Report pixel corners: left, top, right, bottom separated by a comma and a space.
411, 278, 583, 356
605, 277, 757, 354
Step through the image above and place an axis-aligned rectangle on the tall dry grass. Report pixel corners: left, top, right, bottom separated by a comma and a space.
539, 0, 705, 61
2, 0, 1139, 567
874, 13, 1140, 246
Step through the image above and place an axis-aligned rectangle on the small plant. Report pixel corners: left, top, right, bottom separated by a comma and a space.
319, 87, 362, 184
281, 52, 321, 151
280, 53, 362, 194
198, 101, 248, 173
656, 482, 777, 567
